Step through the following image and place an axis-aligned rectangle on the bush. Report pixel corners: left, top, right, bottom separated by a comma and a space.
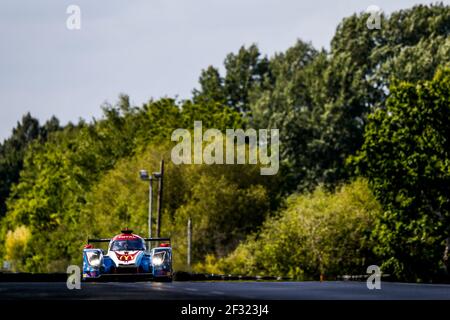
4, 225, 31, 271
206, 179, 382, 280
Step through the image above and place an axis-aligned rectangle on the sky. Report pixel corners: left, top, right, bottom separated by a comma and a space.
0, 0, 447, 142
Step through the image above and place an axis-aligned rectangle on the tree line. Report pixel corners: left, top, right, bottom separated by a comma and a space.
0, 4, 449, 281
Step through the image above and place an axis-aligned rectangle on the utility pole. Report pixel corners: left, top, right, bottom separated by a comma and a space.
139, 170, 154, 244
155, 159, 164, 238
187, 218, 192, 270
148, 176, 153, 239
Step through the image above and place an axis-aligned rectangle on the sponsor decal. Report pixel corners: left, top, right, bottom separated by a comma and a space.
112, 234, 140, 241
115, 251, 139, 263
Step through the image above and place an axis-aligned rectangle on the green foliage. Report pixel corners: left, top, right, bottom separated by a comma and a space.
193, 67, 226, 105
194, 44, 272, 114
204, 179, 381, 280
84, 148, 275, 271
4, 225, 31, 271
0, 113, 61, 218
0, 97, 247, 272
351, 68, 450, 281
0, 4, 449, 281
249, 41, 326, 192
1, 126, 91, 271
193, 4, 449, 194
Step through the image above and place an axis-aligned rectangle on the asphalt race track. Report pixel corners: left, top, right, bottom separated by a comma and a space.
0, 281, 449, 300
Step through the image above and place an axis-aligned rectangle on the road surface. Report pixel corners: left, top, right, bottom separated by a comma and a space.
0, 281, 449, 300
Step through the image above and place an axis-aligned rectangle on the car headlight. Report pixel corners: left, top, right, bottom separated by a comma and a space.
152, 252, 166, 266
86, 250, 102, 267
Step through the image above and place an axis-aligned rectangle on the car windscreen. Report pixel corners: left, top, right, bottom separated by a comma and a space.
111, 239, 145, 251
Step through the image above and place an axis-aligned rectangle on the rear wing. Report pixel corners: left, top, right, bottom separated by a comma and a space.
87, 237, 170, 244
87, 238, 111, 243
143, 237, 170, 243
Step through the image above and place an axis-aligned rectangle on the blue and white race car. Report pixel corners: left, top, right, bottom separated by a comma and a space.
82, 229, 172, 281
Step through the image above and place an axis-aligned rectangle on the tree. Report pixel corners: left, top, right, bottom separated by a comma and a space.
249, 40, 325, 192
308, 4, 450, 193
193, 44, 272, 114
193, 66, 226, 104
0, 95, 252, 272
202, 179, 381, 279
1, 4, 449, 276
193, 4, 449, 195
351, 68, 450, 281
223, 44, 272, 113
0, 113, 60, 218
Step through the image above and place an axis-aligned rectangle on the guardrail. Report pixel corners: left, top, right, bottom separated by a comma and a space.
0, 272, 67, 282
3, 271, 447, 283
0, 271, 291, 282
173, 272, 291, 281
337, 274, 392, 281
